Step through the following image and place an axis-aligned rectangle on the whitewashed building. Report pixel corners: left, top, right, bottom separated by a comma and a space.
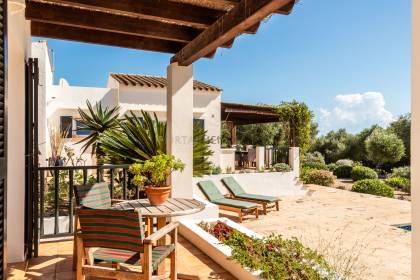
34, 41, 222, 167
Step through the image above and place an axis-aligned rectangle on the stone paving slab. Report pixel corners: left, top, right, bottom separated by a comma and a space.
240, 185, 411, 280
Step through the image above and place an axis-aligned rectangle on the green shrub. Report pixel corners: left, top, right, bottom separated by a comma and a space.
210, 165, 222, 175
271, 163, 291, 172
334, 165, 353, 178
351, 179, 394, 198
336, 159, 353, 166
327, 163, 338, 172
302, 169, 335, 187
386, 177, 410, 193
351, 166, 378, 181
390, 166, 410, 179
225, 231, 334, 280
302, 162, 328, 170
304, 151, 325, 164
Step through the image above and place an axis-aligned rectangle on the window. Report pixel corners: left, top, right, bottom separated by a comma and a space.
193, 118, 205, 130
60, 116, 72, 138
76, 120, 91, 136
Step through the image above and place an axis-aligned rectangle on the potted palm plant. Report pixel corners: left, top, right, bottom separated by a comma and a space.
128, 154, 185, 205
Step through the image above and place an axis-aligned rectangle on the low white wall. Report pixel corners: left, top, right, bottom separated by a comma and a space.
220, 148, 235, 172
192, 172, 306, 200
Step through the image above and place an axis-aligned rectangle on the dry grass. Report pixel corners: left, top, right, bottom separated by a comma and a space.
300, 224, 378, 280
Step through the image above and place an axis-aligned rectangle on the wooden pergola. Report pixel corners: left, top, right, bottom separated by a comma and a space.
25, 0, 297, 66
221, 102, 279, 145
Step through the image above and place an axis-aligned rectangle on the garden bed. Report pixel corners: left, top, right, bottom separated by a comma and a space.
179, 218, 337, 280
179, 218, 263, 280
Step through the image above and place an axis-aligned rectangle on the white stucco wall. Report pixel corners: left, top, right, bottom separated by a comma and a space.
412, 1, 419, 277
37, 63, 222, 166
7, 0, 31, 263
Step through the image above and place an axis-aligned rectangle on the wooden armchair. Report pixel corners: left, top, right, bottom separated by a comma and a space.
72, 182, 128, 269
76, 208, 178, 280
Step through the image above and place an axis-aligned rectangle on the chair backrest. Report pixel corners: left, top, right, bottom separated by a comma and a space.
197, 181, 224, 202
221, 177, 245, 196
78, 208, 144, 252
74, 182, 111, 209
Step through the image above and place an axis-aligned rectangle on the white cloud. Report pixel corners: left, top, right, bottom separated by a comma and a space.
318, 92, 394, 134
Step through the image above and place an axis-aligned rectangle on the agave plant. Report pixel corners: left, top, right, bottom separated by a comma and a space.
76, 101, 120, 161
99, 110, 213, 176
99, 110, 166, 163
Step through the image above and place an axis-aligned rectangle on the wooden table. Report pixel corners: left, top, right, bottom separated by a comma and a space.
112, 198, 205, 279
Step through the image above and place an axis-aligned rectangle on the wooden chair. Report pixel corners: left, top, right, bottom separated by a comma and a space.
198, 180, 258, 223
76, 208, 178, 280
221, 176, 280, 215
72, 182, 127, 269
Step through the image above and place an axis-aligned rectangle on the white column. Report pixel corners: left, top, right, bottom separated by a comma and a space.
166, 62, 193, 198
255, 146, 265, 170
289, 147, 300, 177
412, 1, 419, 278
7, 0, 32, 263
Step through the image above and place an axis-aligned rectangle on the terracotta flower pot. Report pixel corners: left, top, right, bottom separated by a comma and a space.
145, 185, 172, 205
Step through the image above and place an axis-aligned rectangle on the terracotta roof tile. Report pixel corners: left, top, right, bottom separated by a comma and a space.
110, 73, 221, 92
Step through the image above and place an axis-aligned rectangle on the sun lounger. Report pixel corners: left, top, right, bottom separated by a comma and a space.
197, 180, 258, 223
221, 176, 280, 215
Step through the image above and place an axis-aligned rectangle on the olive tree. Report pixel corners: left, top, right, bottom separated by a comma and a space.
365, 128, 405, 167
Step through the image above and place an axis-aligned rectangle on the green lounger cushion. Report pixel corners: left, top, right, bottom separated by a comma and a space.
198, 181, 257, 209
235, 193, 279, 203
221, 177, 245, 196
213, 198, 257, 209
197, 180, 224, 202
222, 177, 279, 202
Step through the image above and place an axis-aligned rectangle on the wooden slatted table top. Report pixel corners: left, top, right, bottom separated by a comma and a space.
111, 198, 205, 217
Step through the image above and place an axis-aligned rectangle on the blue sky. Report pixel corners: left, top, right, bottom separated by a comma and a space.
35, 0, 411, 134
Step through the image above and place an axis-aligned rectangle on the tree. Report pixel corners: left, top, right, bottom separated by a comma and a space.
350, 125, 380, 164
76, 101, 120, 162
236, 122, 286, 147
388, 114, 410, 165
311, 129, 354, 163
276, 101, 313, 155
365, 128, 405, 167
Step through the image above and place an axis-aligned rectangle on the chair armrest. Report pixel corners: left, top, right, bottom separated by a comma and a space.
143, 222, 179, 244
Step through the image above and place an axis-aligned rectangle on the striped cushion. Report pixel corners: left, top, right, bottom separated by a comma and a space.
78, 208, 145, 252
74, 182, 111, 209
92, 245, 175, 270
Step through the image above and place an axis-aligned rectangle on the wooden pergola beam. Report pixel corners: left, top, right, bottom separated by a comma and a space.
209, 0, 295, 14
26, 1, 200, 43
171, 0, 294, 66
38, 0, 223, 29
31, 22, 187, 54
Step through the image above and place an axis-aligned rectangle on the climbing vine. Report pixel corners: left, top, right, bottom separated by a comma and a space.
276, 101, 313, 155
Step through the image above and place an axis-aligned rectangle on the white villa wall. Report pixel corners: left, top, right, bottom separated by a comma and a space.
118, 84, 221, 165
7, 0, 32, 263
37, 64, 222, 166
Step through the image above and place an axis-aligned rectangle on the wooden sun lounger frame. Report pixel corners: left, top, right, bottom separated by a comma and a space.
224, 194, 279, 215
217, 203, 258, 223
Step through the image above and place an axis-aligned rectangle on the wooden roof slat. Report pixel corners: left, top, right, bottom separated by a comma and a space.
31, 21, 187, 54
109, 74, 221, 91
38, 0, 224, 29
26, 1, 201, 43
221, 102, 279, 125
171, 0, 294, 66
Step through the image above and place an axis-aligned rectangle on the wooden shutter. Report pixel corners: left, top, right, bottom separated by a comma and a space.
0, 0, 7, 277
